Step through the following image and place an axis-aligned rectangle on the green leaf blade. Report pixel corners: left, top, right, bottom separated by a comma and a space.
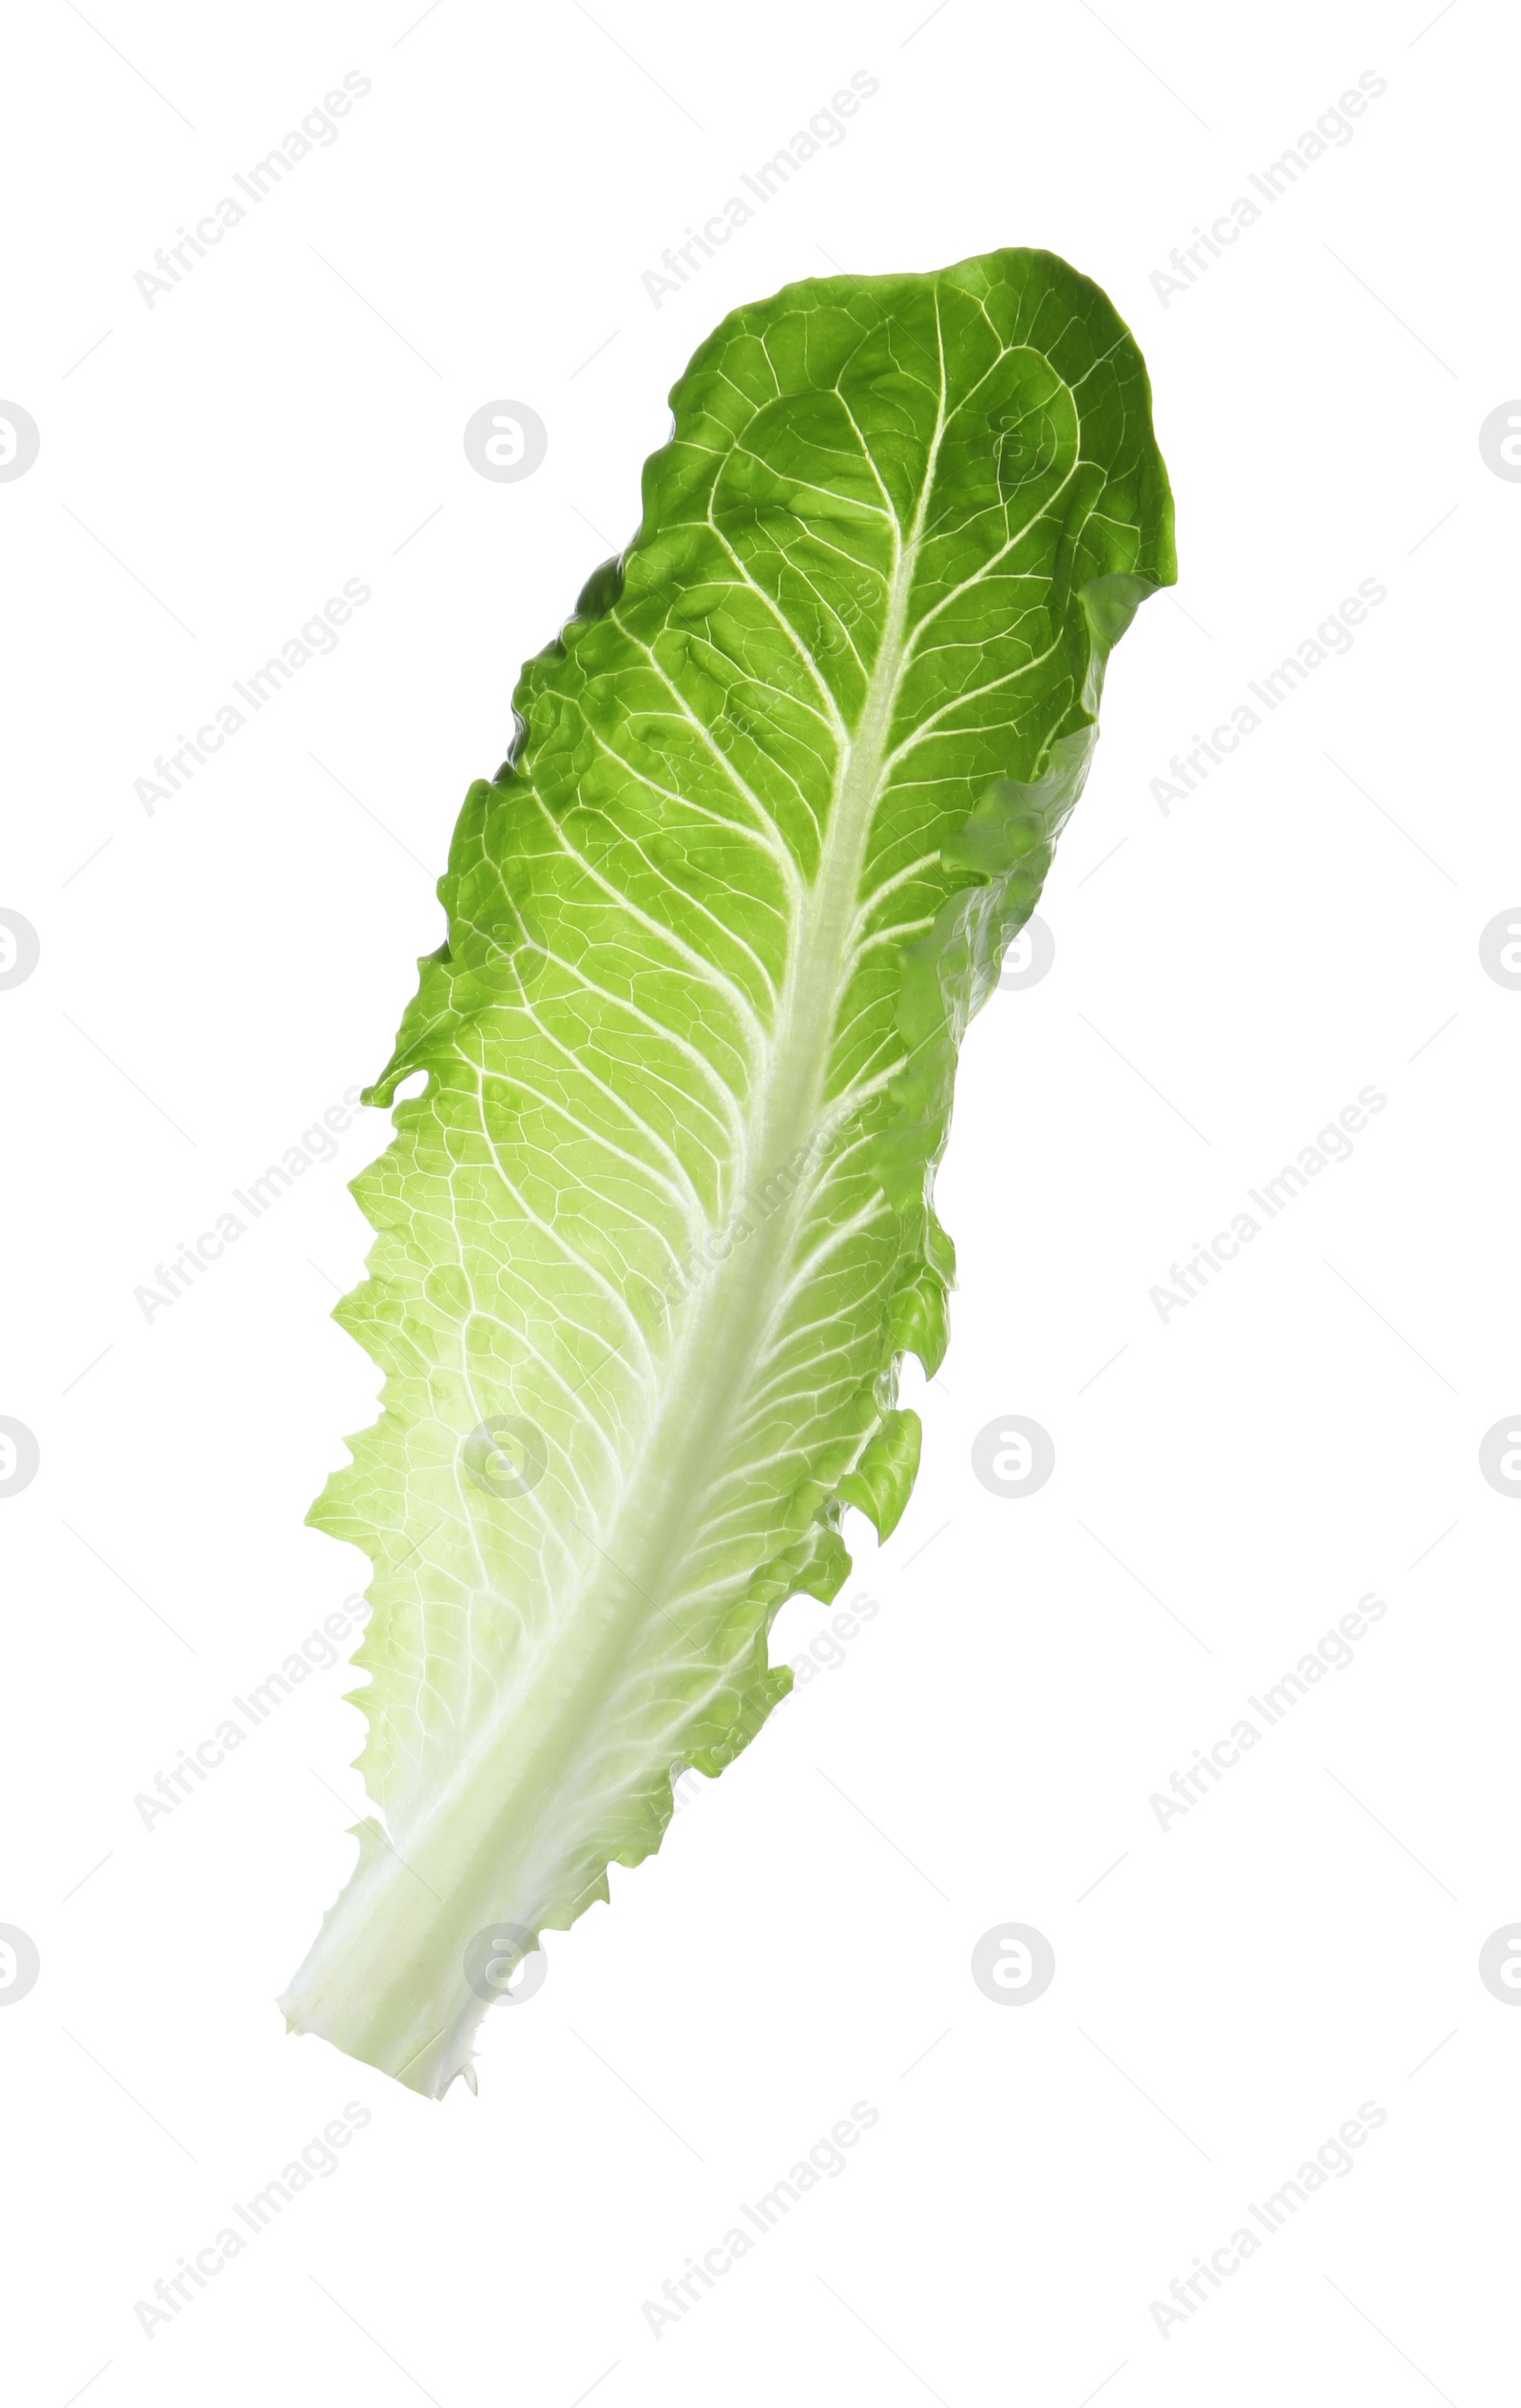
282, 246, 1175, 2094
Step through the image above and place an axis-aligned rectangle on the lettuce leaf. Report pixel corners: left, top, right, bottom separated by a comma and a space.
281, 247, 1175, 2095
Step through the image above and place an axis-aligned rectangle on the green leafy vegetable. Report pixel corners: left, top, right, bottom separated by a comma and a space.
282, 246, 1175, 2095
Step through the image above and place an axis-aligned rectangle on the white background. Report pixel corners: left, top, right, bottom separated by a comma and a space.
2, 1, 1515, 2401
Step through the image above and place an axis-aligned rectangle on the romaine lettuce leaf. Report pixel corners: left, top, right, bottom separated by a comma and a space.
281, 247, 1175, 2095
